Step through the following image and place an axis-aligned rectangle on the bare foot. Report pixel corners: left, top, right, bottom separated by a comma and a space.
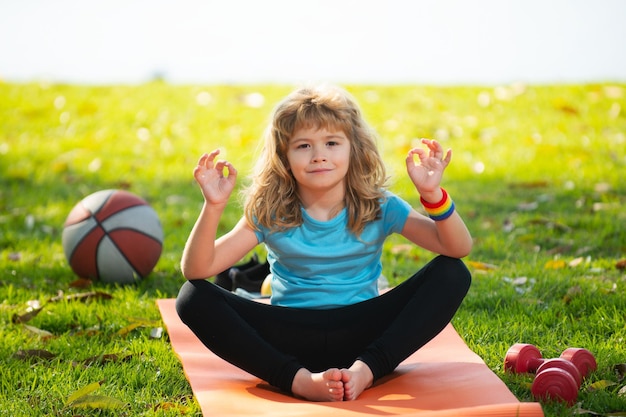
291, 368, 345, 402
341, 360, 373, 401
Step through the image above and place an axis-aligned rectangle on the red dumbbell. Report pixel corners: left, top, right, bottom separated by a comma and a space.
560, 347, 598, 379
504, 343, 597, 378
504, 343, 598, 405
531, 359, 581, 405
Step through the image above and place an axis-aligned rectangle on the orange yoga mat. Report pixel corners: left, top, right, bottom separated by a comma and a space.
157, 298, 544, 417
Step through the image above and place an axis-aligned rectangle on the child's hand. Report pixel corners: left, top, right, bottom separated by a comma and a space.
194, 149, 237, 206
405, 139, 451, 198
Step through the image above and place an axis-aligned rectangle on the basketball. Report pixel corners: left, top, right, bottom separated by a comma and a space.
62, 189, 163, 284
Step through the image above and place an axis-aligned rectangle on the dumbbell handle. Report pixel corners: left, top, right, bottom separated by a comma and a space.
522, 356, 546, 373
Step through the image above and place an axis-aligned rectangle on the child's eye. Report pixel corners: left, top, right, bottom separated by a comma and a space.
297, 143, 310, 149
327, 141, 338, 147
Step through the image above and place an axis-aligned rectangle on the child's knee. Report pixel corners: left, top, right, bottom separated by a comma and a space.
433, 255, 472, 291
175, 280, 215, 323
175, 281, 194, 322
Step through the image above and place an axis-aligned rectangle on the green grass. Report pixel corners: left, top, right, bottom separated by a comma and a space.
1, 81, 625, 416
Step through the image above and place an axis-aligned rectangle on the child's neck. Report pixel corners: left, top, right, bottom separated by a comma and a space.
299, 189, 346, 222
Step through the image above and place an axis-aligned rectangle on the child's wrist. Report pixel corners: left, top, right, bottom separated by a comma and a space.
418, 188, 444, 204
420, 187, 455, 221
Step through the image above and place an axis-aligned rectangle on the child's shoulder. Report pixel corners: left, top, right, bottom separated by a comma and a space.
381, 191, 412, 216
381, 190, 406, 203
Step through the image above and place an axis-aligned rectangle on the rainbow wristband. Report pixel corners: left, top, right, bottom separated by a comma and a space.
420, 188, 455, 221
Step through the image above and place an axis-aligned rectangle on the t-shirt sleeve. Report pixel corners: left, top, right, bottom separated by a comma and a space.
251, 216, 266, 244
253, 227, 265, 244
382, 192, 412, 235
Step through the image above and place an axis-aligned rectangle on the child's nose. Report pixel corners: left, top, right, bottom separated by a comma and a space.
311, 148, 327, 163
311, 153, 327, 163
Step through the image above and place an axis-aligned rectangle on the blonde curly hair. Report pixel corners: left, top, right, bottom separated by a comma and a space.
244, 85, 388, 236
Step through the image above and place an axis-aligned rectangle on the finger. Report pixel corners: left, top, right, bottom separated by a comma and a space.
214, 160, 238, 179
429, 139, 446, 158
224, 162, 237, 178
214, 159, 227, 174
419, 139, 437, 159
406, 148, 422, 166
433, 141, 450, 160
442, 148, 452, 166
406, 148, 416, 162
405, 154, 413, 169
206, 149, 221, 166
420, 138, 437, 149
197, 153, 209, 166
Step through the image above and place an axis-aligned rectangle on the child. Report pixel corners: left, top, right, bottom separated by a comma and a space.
176, 84, 473, 402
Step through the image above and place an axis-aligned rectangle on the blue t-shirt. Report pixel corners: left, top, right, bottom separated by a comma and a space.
253, 192, 411, 309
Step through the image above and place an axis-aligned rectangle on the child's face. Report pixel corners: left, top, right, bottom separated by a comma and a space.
286, 125, 351, 198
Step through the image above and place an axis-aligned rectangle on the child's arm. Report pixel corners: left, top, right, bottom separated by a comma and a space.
401, 139, 473, 258
180, 150, 258, 280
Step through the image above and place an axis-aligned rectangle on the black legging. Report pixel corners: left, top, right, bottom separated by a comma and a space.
176, 255, 471, 394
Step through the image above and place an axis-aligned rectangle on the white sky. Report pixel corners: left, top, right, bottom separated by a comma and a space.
1, 0, 625, 85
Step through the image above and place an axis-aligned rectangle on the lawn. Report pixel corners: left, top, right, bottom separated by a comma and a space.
0, 81, 624, 416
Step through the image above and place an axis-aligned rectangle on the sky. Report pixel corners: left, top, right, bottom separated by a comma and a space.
1, 0, 625, 85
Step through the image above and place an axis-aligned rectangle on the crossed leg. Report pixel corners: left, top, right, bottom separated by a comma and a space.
177, 256, 470, 403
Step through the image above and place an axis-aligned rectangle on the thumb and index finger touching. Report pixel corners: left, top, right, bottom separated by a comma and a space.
406, 139, 452, 170
193, 149, 238, 204
195, 149, 237, 180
